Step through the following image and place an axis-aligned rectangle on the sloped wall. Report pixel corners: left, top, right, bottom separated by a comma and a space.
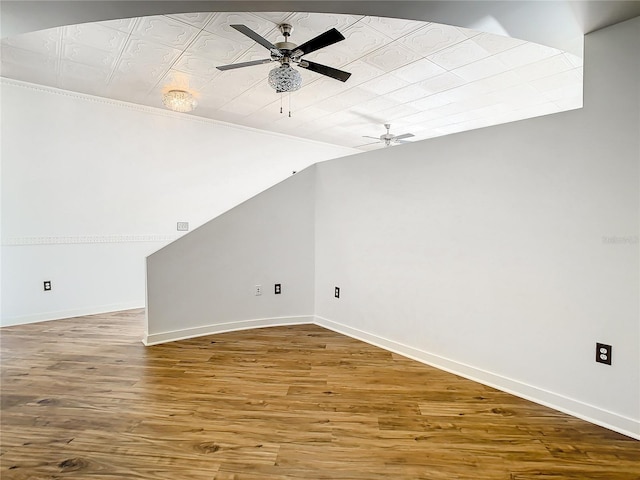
314, 17, 639, 438
145, 166, 318, 344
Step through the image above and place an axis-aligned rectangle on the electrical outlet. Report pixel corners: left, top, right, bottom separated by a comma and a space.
255, 285, 262, 296
335, 286, 340, 298
177, 221, 189, 231
274, 284, 281, 294
43, 281, 52, 291
596, 343, 612, 365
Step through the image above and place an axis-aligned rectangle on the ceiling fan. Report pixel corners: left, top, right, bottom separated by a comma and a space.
363, 124, 415, 147
216, 23, 352, 92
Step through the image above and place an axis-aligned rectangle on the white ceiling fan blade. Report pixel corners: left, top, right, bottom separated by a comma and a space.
355, 140, 384, 148
394, 133, 415, 140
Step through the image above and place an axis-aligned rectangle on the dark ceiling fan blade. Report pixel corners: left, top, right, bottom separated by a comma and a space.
394, 133, 415, 140
295, 28, 345, 56
217, 58, 273, 71
230, 24, 278, 51
299, 60, 351, 82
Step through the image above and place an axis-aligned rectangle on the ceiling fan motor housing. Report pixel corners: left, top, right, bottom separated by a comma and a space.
279, 23, 293, 37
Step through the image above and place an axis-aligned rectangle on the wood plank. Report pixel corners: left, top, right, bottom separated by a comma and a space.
1, 309, 638, 479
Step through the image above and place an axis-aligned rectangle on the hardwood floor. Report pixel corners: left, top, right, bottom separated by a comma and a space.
1, 310, 638, 479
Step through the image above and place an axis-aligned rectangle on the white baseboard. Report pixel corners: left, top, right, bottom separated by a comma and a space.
9, 306, 636, 439
314, 315, 640, 441
143, 315, 314, 346
0, 302, 144, 327
138, 312, 640, 440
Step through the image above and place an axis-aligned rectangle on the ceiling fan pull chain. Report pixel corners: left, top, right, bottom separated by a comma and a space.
288, 91, 292, 117
280, 92, 283, 114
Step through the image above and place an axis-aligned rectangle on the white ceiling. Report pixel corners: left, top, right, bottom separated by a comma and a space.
1, 11, 584, 150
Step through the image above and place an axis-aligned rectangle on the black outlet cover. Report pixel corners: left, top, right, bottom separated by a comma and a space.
335, 287, 340, 298
275, 284, 281, 294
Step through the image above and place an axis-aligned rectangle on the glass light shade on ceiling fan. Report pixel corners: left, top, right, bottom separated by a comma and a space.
268, 65, 302, 93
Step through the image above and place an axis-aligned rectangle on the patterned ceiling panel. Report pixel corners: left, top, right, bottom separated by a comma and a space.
132, 16, 201, 49
0, 11, 584, 150
168, 13, 215, 29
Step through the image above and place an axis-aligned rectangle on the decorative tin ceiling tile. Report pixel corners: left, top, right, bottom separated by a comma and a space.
330, 23, 389, 63
495, 42, 561, 69
361, 16, 426, 39
204, 12, 275, 42
229, 82, 281, 110
132, 16, 201, 49
63, 23, 129, 51
254, 12, 295, 24
351, 95, 398, 114
452, 56, 510, 82
188, 31, 247, 64
472, 32, 526, 54
409, 94, 452, 112
378, 104, 422, 123
385, 84, 431, 103
418, 71, 466, 94
0, 49, 60, 86
473, 71, 523, 92
159, 69, 212, 93
62, 42, 119, 69
1, 45, 59, 71
342, 60, 386, 86
361, 42, 422, 72
400, 24, 469, 57
286, 12, 362, 44
390, 58, 445, 83
359, 73, 410, 95
513, 54, 575, 83
427, 39, 491, 70
97, 17, 138, 34
301, 47, 351, 69
1, 28, 61, 58
60, 60, 110, 85
318, 87, 378, 111
205, 65, 266, 97
168, 13, 215, 29
173, 52, 222, 78
530, 68, 582, 95
120, 36, 181, 67
107, 71, 156, 97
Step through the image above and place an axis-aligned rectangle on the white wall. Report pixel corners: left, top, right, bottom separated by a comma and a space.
0, 80, 355, 325
145, 165, 317, 344
314, 16, 639, 438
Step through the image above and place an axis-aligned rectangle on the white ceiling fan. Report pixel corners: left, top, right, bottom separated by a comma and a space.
363, 124, 415, 147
